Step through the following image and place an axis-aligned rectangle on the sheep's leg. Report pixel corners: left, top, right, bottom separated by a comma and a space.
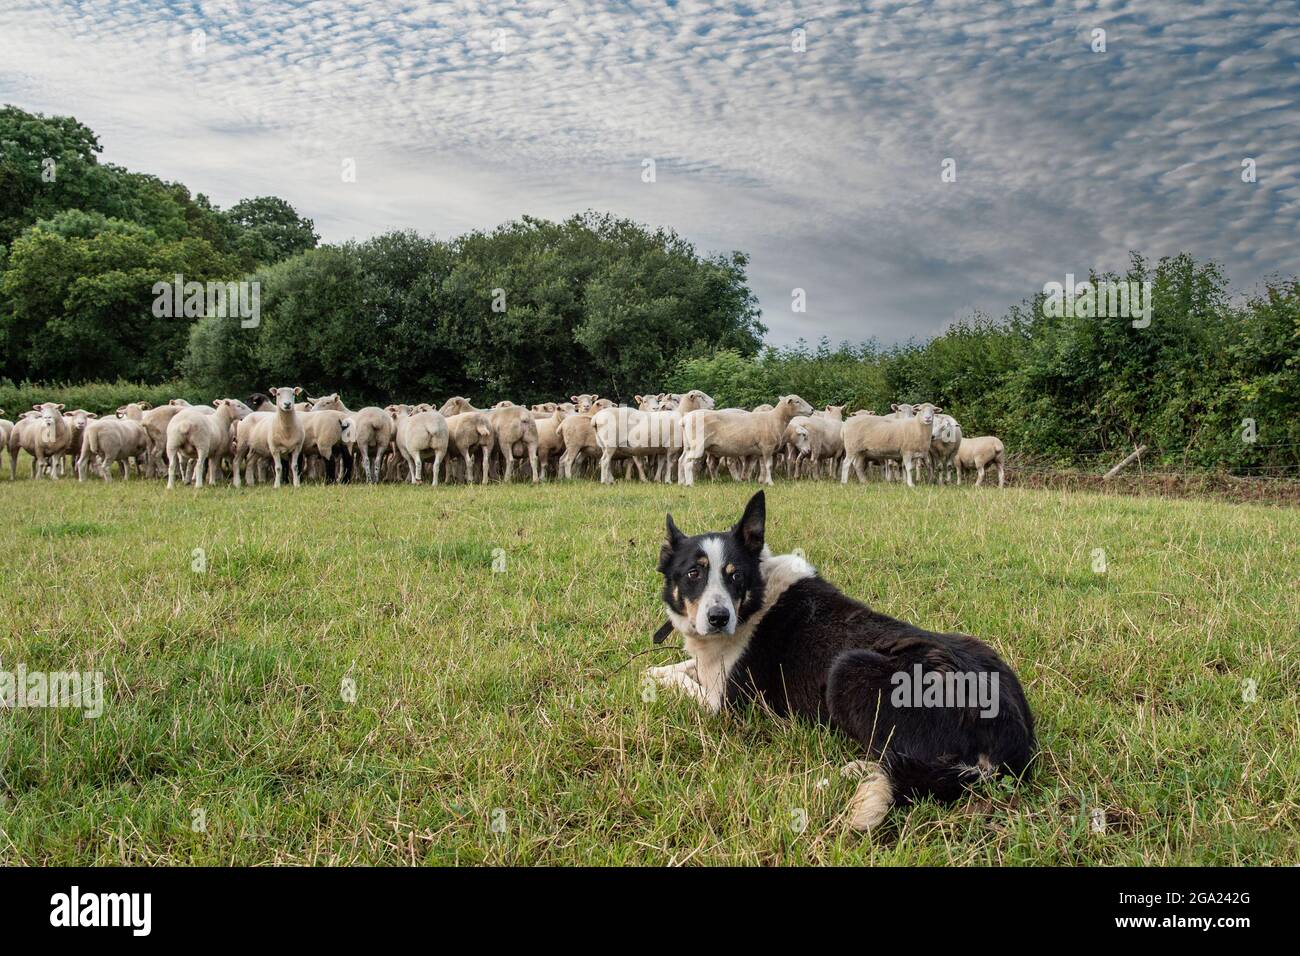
598, 448, 615, 485
975, 463, 985, 487
193, 450, 208, 488
996, 459, 1005, 488
272, 452, 284, 489
167, 449, 178, 489
431, 450, 444, 486
680, 452, 699, 486
290, 449, 301, 488
480, 447, 492, 485
632, 456, 648, 482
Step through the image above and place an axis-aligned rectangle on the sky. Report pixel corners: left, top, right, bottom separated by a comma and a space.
1, 0, 1297, 345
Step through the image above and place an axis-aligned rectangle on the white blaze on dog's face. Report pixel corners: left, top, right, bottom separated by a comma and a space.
659, 492, 768, 637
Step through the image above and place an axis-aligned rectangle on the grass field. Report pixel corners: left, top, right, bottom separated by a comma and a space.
1, 464, 1297, 865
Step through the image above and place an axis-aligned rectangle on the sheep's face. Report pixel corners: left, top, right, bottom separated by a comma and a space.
914, 402, 941, 427
658, 491, 767, 639
494, 400, 515, 409
932, 414, 958, 441
66, 409, 95, 432
267, 386, 301, 412
636, 395, 662, 411
440, 397, 473, 417
34, 403, 64, 440
824, 405, 846, 421
311, 393, 343, 411
570, 394, 598, 414
340, 418, 356, 443
792, 425, 813, 456
779, 395, 814, 417
169, 398, 191, 407
532, 402, 558, 414
891, 403, 916, 419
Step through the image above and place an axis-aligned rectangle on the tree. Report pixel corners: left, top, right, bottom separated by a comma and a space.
1, 212, 239, 382
224, 196, 319, 270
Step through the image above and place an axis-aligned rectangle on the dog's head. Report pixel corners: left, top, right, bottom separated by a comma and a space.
658, 491, 767, 639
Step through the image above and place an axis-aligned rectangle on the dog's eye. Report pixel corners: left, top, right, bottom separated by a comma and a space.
730, 572, 744, 584
686, 568, 701, 580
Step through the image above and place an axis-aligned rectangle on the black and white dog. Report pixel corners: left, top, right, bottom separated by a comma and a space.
649, 491, 1036, 830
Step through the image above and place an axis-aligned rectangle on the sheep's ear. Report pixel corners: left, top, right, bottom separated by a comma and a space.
212, 399, 222, 407
56, 403, 66, 411
32, 404, 41, 411
890, 403, 899, 411
734, 491, 766, 554
140, 401, 152, 410
87, 412, 98, 419
659, 514, 685, 572
634, 395, 644, 405
934, 406, 943, 414
294, 387, 303, 396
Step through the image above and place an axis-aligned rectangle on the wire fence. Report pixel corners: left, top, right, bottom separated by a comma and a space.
1006, 442, 1300, 483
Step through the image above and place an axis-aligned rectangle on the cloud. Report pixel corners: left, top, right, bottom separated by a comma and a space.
1, 0, 1295, 344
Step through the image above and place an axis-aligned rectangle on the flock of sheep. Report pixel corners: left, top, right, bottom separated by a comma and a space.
0, 390, 1007, 488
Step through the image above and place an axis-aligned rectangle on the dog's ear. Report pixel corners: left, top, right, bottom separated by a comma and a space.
659, 513, 685, 572
734, 491, 765, 554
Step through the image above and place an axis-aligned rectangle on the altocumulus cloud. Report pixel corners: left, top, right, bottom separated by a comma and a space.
1, 0, 1296, 343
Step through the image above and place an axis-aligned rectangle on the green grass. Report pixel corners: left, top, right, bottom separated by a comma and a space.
1, 464, 1297, 865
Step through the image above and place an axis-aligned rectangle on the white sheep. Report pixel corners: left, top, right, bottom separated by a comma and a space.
679, 394, 813, 486
929, 413, 963, 484
308, 394, 393, 483
393, 406, 449, 484
592, 389, 714, 484
956, 436, 1006, 487
77, 418, 149, 481
166, 399, 250, 488
840, 402, 939, 487
17, 403, 73, 480
237, 387, 306, 488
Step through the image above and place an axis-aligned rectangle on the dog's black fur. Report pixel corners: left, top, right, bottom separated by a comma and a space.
657, 491, 1036, 805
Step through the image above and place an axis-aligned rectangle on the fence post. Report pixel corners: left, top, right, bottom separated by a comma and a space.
1103, 445, 1148, 480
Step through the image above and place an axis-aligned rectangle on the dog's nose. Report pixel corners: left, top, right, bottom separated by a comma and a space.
706, 607, 730, 629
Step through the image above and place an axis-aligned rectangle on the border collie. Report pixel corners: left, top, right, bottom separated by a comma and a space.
648, 491, 1036, 830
